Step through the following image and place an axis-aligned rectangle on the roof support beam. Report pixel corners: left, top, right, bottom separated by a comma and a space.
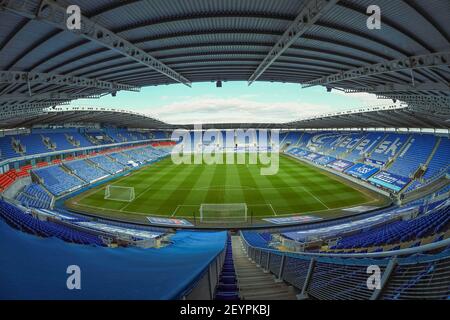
0, 71, 140, 92
345, 82, 450, 93
377, 95, 450, 117
407, 107, 450, 123
303, 52, 450, 88
377, 94, 450, 107
394, 109, 435, 128
349, 113, 395, 127
0, 91, 104, 103
0, 0, 192, 87
247, 0, 339, 85
0, 102, 62, 121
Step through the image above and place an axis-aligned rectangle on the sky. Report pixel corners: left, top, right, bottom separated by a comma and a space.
69, 81, 395, 124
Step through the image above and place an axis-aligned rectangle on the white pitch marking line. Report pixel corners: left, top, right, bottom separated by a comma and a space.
171, 204, 199, 217
71, 198, 379, 220
119, 184, 153, 212
247, 203, 277, 216
71, 203, 168, 217
268, 203, 277, 216
300, 186, 330, 210
171, 205, 181, 217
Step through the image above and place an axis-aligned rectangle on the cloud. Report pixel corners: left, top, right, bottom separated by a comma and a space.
143, 90, 396, 124
73, 85, 395, 125
331, 90, 385, 105
143, 96, 350, 124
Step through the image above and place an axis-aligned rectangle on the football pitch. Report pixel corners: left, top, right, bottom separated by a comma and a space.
66, 154, 387, 224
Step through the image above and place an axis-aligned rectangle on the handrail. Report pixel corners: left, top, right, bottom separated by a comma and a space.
240, 232, 450, 300
179, 237, 227, 300
240, 231, 450, 259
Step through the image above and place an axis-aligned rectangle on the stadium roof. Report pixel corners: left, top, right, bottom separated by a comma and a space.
0, 106, 169, 130
1, 104, 448, 130
0, 0, 449, 128
286, 103, 450, 129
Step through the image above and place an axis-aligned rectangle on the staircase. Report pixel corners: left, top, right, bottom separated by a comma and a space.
385, 134, 413, 170
118, 133, 127, 143
41, 134, 55, 151
422, 137, 442, 172
293, 132, 304, 146
365, 133, 388, 159
65, 133, 79, 147
279, 133, 290, 150
84, 133, 100, 145
215, 236, 240, 300
231, 236, 298, 300
12, 137, 25, 155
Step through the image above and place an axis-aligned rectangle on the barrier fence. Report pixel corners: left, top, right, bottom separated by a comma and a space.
240, 232, 450, 300
181, 246, 226, 300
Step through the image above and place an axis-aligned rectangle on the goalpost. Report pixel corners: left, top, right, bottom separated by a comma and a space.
104, 185, 135, 202
199, 203, 248, 223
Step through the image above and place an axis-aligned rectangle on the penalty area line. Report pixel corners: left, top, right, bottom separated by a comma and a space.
171, 204, 198, 217
119, 184, 153, 212
268, 203, 277, 216
248, 203, 277, 216
171, 205, 180, 217
300, 186, 330, 210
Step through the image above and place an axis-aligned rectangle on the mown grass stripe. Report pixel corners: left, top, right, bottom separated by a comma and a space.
72, 154, 380, 221
154, 164, 207, 216
248, 156, 328, 214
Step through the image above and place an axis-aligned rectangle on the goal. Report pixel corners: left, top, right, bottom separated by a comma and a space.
104, 185, 135, 202
199, 203, 248, 223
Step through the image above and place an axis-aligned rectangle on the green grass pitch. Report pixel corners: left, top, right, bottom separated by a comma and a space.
66, 154, 385, 224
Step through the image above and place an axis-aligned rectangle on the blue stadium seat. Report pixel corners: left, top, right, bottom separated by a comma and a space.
0, 200, 104, 246
241, 231, 272, 249
14, 134, 50, 155
0, 136, 20, 159
68, 132, 93, 148
109, 152, 132, 165
345, 132, 386, 162
65, 159, 110, 182
215, 237, 240, 300
332, 204, 449, 250
422, 138, 450, 182
89, 155, 126, 174
369, 133, 410, 164
16, 183, 53, 209
388, 134, 437, 178
34, 165, 84, 196
43, 133, 75, 151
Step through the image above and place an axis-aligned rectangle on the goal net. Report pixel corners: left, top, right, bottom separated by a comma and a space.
199, 203, 248, 223
104, 185, 135, 202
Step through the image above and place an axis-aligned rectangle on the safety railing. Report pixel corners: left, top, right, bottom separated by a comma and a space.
180, 245, 226, 300
240, 232, 450, 300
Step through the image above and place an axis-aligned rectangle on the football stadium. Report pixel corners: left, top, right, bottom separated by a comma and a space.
0, 0, 449, 304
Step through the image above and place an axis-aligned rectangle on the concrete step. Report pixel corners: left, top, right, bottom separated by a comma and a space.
238, 282, 287, 291
238, 283, 291, 293
231, 235, 298, 300
243, 291, 297, 300
238, 277, 277, 286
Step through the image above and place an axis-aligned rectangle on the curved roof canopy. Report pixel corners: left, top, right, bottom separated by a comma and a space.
0, 106, 169, 130
0, 0, 449, 127
1, 103, 448, 130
